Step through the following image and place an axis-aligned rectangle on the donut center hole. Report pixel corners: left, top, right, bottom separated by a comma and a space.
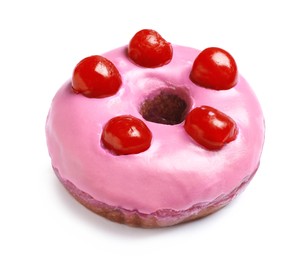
139, 89, 190, 125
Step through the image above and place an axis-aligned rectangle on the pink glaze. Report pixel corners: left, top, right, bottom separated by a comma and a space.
46, 45, 265, 215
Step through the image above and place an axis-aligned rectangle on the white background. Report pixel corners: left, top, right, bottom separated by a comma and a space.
1, 0, 301, 259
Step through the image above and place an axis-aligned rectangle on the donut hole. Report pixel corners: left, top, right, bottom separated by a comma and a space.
139, 88, 191, 125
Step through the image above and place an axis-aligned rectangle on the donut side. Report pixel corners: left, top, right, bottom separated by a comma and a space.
54, 165, 258, 228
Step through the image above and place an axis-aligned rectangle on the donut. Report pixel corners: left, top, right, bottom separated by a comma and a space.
46, 29, 265, 228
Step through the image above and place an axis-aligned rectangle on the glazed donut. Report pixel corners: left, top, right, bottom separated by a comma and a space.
46, 29, 265, 228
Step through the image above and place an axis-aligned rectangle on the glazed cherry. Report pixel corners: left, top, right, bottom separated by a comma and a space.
128, 29, 173, 68
190, 47, 238, 90
72, 55, 122, 98
101, 115, 152, 155
184, 106, 238, 150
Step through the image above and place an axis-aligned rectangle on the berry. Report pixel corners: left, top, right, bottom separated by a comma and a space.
72, 55, 122, 98
101, 115, 152, 155
184, 106, 238, 150
190, 47, 238, 90
128, 29, 173, 68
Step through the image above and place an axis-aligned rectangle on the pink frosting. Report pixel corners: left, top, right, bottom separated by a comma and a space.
46, 45, 265, 214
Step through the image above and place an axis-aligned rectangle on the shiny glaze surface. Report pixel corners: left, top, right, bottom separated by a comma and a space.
46, 45, 264, 214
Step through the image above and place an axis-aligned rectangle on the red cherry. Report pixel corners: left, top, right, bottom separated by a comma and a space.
72, 55, 122, 98
184, 106, 238, 150
128, 29, 173, 68
101, 115, 152, 155
190, 47, 238, 90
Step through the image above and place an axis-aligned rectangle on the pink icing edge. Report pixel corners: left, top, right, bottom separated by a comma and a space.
46, 45, 265, 215
53, 164, 258, 227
